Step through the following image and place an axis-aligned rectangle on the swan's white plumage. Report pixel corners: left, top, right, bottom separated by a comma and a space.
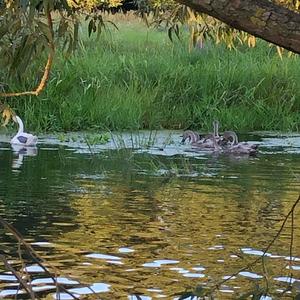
10, 116, 38, 146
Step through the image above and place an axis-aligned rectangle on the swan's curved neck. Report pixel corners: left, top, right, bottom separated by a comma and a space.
213, 121, 219, 137
16, 116, 24, 134
231, 132, 238, 145
223, 131, 239, 145
212, 135, 220, 151
190, 132, 198, 143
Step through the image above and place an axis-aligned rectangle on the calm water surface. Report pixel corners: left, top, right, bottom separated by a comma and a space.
0, 131, 300, 299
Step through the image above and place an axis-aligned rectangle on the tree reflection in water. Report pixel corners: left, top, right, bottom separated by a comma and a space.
0, 139, 299, 299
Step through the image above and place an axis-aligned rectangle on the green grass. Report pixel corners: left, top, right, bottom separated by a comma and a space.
3, 17, 300, 132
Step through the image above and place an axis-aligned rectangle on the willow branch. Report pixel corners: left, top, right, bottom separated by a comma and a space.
0, 8, 55, 98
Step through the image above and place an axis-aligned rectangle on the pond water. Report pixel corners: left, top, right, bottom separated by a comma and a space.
0, 131, 300, 299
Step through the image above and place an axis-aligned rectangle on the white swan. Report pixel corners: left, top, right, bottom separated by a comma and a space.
10, 115, 38, 146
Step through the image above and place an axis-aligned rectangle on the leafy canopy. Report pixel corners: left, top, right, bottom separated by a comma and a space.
0, 0, 299, 122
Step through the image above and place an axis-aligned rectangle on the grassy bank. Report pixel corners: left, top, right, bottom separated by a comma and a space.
4, 16, 300, 132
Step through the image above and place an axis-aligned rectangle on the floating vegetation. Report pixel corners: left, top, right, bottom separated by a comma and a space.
56, 132, 110, 145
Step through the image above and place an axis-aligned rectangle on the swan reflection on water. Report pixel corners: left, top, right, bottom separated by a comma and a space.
11, 144, 38, 170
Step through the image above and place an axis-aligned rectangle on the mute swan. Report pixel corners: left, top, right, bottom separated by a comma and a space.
201, 120, 220, 145
182, 122, 258, 155
10, 115, 38, 146
226, 144, 258, 155
181, 130, 211, 149
221, 131, 258, 155
181, 130, 213, 149
181, 130, 201, 144
181, 121, 220, 149
192, 120, 220, 149
11, 144, 38, 169
222, 131, 257, 148
212, 120, 220, 138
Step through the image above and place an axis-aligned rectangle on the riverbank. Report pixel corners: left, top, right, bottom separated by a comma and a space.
4, 15, 300, 132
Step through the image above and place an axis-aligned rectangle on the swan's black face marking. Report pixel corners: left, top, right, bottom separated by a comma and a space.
17, 136, 28, 144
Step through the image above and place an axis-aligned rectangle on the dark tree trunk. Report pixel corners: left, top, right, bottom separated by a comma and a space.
177, 0, 300, 54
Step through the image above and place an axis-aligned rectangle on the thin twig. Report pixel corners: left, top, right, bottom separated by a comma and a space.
0, 217, 81, 300
0, 255, 35, 299
0, 52, 54, 97
202, 194, 300, 296
287, 209, 295, 287
289, 210, 294, 268
15, 241, 28, 299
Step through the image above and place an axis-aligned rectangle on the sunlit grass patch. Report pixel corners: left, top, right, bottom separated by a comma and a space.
3, 14, 300, 132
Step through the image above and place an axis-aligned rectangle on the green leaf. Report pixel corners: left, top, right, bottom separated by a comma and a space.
106, 20, 118, 30
10, 19, 22, 35
174, 24, 180, 39
37, 20, 52, 42
66, 33, 74, 56
168, 26, 173, 42
0, 25, 8, 39
88, 19, 94, 37
57, 18, 68, 38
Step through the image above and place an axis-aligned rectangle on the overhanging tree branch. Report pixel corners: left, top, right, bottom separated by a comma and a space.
0, 51, 54, 98
0, 4, 55, 98
176, 0, 300, 54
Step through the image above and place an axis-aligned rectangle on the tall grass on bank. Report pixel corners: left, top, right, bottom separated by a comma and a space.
2, 17, 300, 132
